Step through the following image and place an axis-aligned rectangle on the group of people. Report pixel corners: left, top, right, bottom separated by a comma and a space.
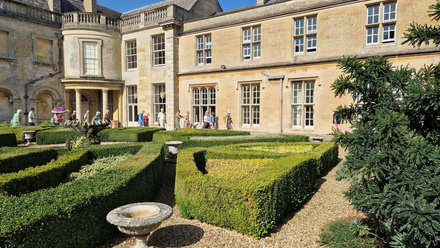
10, 108, 37, 127
174, 109, 234, 130
137, 108, 166, 128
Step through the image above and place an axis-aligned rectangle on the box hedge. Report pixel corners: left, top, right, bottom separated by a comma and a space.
36, 128, 81, 144
0, 147, 57, 174
99, 127, 164, 142
0, 133, 16, 147
175, 142, 338, 238
153, 129, 251, 143
0, 126, 49, 142
0, 142, 164, 248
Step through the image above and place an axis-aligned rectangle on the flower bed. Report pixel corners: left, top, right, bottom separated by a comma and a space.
0, 142, 165, 248
175, 142, 338, 238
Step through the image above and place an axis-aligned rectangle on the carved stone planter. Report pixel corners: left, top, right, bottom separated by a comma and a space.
164, 141, 183, 155
23, 131, 36, 145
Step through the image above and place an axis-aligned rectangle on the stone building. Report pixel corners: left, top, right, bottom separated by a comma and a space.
0, 0, 439, 135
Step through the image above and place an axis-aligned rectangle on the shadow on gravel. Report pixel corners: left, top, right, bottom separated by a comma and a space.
148, 224, 204, 247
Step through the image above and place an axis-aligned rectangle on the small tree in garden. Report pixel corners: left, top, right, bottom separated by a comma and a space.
332, 56, 440, 247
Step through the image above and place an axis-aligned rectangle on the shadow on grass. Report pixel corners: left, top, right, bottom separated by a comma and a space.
148, 224, 204, 247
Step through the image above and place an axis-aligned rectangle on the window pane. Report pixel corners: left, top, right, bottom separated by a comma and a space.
366, 27, 379, 44
83, 42, 98, 74
197, 51, 203, 64
307, 17, 317, 33
126, 40, 137, 69
205, 35, 212, 49
367, 5, 380, 24
384, 3, 396, 21
197, 36, 203, 50
294, 38, 304, 53
292, 105, 302, 126
210, 87, 216, 105
205, 50, 212, 64
243, 28, 251, 42
193, 88, 199, 105
253, 43, 261, 58
202, 88, 208, 105
243, 44, 251, 59
153, 35, 165, 66
295, 19, 304, 35
383, 24, 395, 42
292, 82, 302, 103
253, 27, 261, 42
305, 82, 314, 103
242, 106, 250, 124
252, 106, 260, 125
252, 84, 260, 104
306, 35, 316, 52
242, 85, 250, 104
305, 106, 314, 127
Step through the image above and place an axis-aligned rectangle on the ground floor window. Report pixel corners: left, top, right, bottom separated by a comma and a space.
192, 86, 216, 125
241, 83, 260, 126
127, 86, 137, 123
291, 80, 315, 128
153, 84, 166, 123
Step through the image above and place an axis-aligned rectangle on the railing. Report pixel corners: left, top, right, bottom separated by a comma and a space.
121, 7, 168, 28
0, 0, 62, 25
62, 12, 120, 31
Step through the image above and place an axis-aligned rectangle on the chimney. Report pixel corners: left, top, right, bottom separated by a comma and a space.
257, 0, 270, 5
47, 0, 61, 13
84, 0, 97, 13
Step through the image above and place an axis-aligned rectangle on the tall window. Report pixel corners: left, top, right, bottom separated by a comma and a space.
196, 34, 212, 65
292, 80, 315, 128
126, 40, 137, 70
83, 41, 98, 74
192, 86, 216, 123
241, 84, 260, 126
294, 16, 317, 54
0, 30, 9, 57
127, 86, 138, 123
366, 2, 396, 45
153, 84, 166, 123
242, 26, 261, 60
153, 35, 165, 66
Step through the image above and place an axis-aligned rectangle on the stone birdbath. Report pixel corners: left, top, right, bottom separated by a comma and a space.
23, 130, 36, 145
64, 119, 110, 145
165, 141, 183, 155
106, 202, 173, 248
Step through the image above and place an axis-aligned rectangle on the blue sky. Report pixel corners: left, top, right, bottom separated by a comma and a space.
97, 0, 256, 13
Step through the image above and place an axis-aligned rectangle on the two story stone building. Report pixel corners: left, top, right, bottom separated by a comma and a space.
0, 0, 438, 135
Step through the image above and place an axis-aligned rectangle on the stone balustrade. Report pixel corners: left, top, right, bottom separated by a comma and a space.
121, 7, 169, 32
0, 0, 61, 26
62, 12, 120, 32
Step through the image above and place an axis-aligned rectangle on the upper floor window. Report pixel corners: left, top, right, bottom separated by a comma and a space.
294, 16, 317, 54
153, 35, 165, 66
241, 83, 260, 126
83, 41, 98, 75
34, 37, 54, 65
196, 34, 212, 65
0, 30, 11, 59
126, 40, 137, 70
242, 26, 261, 60
366, 2, 396, 45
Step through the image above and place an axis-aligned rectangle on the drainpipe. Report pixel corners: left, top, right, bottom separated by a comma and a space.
262, 72, 285, 133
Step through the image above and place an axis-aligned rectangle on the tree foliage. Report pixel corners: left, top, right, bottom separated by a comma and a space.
332, 56, 440, 247
403, 2, 440, 47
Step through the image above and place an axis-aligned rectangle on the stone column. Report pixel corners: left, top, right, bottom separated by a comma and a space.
161, 21, 181, 130
102, 89, 108, 113
75, 89, 81, 121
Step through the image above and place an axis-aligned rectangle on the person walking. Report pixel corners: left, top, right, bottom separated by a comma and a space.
92, 111, 101, 124
184, 111, 190, 128
158, 108, 166, 127
202, 111, 210, 129
11, 109, 22, 127
175, 110, 183, 130
69, 110, 77, 121
144, 113, 150, 127
28, 107, 37, 126
210, 111, 216, 129
137, 111, 145, 127
226, 110, 233, 130
104, 110, 111, 123
83, 110, 90, 122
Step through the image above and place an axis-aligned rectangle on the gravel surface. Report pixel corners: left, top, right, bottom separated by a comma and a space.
99, 147, 363, 248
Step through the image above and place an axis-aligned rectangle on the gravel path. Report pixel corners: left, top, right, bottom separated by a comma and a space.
99, 147, 362, 248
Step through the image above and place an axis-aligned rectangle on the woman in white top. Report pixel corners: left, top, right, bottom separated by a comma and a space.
157, 108, 166, 127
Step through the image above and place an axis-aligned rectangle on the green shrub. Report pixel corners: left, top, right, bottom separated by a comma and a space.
36, 128, 81, 144
99, 127, 164, 142
0, 126, 47, 142
153, 129, 251, 143
175, 141, 338, 238
0, 147, 57, 174
319, 221, 377, 248
0, 142, 164, 248
0, 133, 16, 147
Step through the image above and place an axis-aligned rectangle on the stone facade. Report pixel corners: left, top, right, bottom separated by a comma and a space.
0, 0, 439, 134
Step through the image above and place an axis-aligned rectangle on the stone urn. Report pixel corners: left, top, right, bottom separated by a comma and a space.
23, 131, 36, 145
107, 202, 173, 248
165, 141, 183, 155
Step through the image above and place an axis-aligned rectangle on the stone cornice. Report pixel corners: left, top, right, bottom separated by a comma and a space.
0, 0, 62, 28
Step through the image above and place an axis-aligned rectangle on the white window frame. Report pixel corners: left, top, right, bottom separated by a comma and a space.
126, 86, 138, 124
241, 83, 260, 126
153, 84, 166, 123
242, 26, 261, 60
196, 34, 212, 65
152, 34, 165, 66
126, 40, 137, 70
291, 80, 315, 129
192, 86, 216, 124
366, 2, 397, 45
294, 16, 317, 54
79, 38, 102, 76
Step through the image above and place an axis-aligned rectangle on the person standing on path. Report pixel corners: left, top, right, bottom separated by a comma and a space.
83, 110, 90, 122
69, 110, 77, 121
226, 110, 233, 130
11, 109, 22, 127
158, 108, 166, 128
28, 107, 37, 126
202, 111, 210, 129
175, 110, 183, 130
210, 111, 216, 129
137, 111, 145, 127
184, 111, 190, 128
92, 111, 101, 124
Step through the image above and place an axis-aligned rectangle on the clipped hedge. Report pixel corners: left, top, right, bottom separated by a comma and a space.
0, 147, 57, 174
36, 128, 81, 144
99, 127, 164, 142
153, 129, 251, 143
0, 126, 49, 142
0, 144, 142, 196
175, 142, 338, 238
0, 133, 16, 147
0, 142, 164, 248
